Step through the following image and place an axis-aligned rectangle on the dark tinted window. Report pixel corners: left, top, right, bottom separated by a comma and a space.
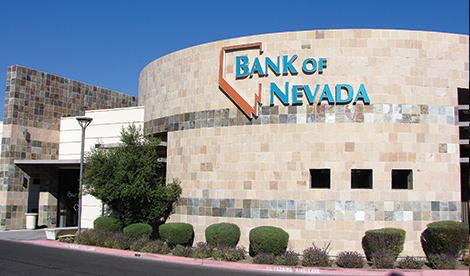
310, 169, 330, 189
351, 169, 372, 189
392, 169, 413, 189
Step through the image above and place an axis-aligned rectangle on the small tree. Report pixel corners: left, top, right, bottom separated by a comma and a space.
84, 124, 181, 227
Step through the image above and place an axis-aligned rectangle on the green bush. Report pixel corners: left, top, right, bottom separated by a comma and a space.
194, 242, 213, 259
253, 253, 275, 264
427, 253, 457, 269
57, 235, 75, 243
102, 232, 132, 250
371, 249, 395, 269
397, 256, 425, 269
420, 220, 468, 259
301, 243, 332, 267
249, 226, 289, 256
205, 223, 240, 247
211, 245, 246, 262
159, 223, 194, 248
130, 238, 149, 252
171, 245, 194, 257
93, 216, 122, 232
141, 240, 171, 254
335, 251, 364, 268
274, 250, 299, 266
362, 228, 405, 261
76, 229, 100, 246
123, 223, 153, 239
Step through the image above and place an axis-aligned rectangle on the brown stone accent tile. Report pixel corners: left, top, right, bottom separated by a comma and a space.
269, 181, 278, 190
416, 133, 425, 143
200, 162, 213, 171
398, 152, 407, 161
407, 153, 417, 162
260, 143, 269, 152
243, 181, 252, 190
345, 142, 355, 152
438, 143, 447, 153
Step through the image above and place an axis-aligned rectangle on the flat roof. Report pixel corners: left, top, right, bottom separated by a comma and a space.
14, 159, 80, 165
14, 159, 80, 175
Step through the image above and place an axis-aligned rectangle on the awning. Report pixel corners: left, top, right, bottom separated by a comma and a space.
14, 159, 80, 175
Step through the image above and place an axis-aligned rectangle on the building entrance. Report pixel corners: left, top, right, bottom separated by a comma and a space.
58, 170, 79, 227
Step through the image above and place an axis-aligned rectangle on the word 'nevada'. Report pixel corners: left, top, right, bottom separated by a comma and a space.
236, 55, 326, 78
270, 82, 370, 105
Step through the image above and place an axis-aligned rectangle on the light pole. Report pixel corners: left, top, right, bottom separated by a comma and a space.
76, 116, 93, 235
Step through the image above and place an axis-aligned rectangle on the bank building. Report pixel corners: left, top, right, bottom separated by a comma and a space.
0, 29, 468, 255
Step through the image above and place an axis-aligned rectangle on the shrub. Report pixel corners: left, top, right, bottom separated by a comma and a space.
427, 253, 457, 269
102, 232, 132, 250
130, 238, 149, 252
301, 243, 332, 267
141, 240, 171, 254
57, 235, 75, 243
253, 253, 275, 264
420, 220, 468, 259
205, 223, 240, 248
249, 226, 289, 256
93, 216, 122, 232
211, 245, 246, 262
159, 223, 194, 248
362, 228, 405, 261
371, 249, 395, 269
397, 256, 425, 269
171, 245, 194, 257
76, 229, 100, 246
335, 251, 364, 268
194, 242, 213, 259
57, 229, 78, 237
123, 223, 153, 239
274, 250, 300, 266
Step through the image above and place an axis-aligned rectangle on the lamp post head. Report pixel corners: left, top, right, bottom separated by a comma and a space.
76, 116, 93, 129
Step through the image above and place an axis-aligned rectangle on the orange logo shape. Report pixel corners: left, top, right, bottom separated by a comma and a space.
218, 42, 263, 119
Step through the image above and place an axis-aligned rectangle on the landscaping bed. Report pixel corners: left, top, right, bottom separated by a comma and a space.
56, 218, 469, 271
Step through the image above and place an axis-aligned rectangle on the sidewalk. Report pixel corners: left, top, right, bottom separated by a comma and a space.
0, 229, 46, 240
24, 240, 468, 276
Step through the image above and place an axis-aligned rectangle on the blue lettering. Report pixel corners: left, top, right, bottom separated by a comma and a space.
318, 58, 327, 74
317, 84, 334, 104
265, 57, 280, 76
302, 58, 317, 74
304, 84, 320, 105
270, 82, 289, 106
353, 84, 371, 104
335, 84, 354, 104
250, 57, 265, 77
292, 85, 303, 105
282, 55, 298, 75
236, 56, 249, 79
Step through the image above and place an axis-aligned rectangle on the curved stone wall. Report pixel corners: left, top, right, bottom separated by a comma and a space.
139, 29, 469, 255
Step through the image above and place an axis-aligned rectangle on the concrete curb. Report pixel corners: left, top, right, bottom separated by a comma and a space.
23, 240, 467, 276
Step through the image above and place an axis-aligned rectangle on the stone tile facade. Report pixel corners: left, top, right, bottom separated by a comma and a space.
176, 197, 461, 222
0, 65, 137, 230
145, 104, 457, 134
140, 29, 469, 255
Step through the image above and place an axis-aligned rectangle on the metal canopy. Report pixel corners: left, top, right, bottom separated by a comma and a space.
14, 159, 80, 174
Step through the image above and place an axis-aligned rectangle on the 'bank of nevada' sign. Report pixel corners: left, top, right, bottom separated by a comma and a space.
218, 42, 370, 119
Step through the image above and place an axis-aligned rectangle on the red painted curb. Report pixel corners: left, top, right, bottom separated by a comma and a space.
23, 240, 468, 276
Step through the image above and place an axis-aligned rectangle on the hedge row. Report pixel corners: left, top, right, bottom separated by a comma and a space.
89, 217, 468, 269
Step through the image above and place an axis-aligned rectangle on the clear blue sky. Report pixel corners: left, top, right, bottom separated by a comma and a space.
0, 0, 468, 119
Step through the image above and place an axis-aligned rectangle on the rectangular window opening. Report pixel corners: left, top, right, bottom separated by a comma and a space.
392, 169, 413, 189
351, 169, 372, 189
310, 169, 330, 189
